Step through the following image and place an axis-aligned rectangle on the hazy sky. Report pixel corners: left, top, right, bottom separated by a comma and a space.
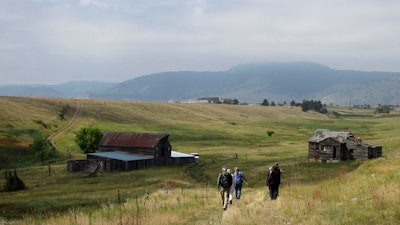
1, 0, 399, 85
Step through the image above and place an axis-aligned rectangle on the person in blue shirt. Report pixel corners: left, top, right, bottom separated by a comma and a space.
233, 166, 247, 199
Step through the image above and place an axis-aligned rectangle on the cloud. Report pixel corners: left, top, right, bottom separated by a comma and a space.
0, 0, 400, 84
79, 0, 108, 8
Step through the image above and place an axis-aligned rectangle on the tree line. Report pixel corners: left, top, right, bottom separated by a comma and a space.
261, 99, 328, 114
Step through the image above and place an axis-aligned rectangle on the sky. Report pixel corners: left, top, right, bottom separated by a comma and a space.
1, 0, 399, 85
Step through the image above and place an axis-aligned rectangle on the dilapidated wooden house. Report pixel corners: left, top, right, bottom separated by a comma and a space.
308, 129, 382, 162
68, 131, 196, 172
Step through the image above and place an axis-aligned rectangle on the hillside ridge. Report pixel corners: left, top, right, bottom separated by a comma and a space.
1, 61, 400, 105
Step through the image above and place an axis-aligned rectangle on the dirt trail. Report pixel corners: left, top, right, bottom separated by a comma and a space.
219, 188, 287, 224
48, 102, 84, 148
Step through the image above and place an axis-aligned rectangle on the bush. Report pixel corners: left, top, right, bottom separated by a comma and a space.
58, 104, 71, 120
29, 137, 57, 163
374, 105, 392, 114
3, 169, 26, 192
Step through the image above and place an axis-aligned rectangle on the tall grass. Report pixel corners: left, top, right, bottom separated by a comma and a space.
1, 97, 400, 224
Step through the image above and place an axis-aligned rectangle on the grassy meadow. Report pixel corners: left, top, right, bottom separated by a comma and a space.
0, 96, 400, 224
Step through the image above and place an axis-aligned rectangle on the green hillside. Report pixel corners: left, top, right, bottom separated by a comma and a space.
0, 96, 399, 224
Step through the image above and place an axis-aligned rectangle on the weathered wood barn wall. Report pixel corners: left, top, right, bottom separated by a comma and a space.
87, 151, 155, 171
68, 132, 196, 172
309, 129, 382, 162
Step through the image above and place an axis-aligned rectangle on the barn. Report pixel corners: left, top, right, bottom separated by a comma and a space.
68, 131, 197, 172
308, 129, 382, 162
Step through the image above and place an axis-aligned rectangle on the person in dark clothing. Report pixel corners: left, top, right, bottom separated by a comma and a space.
266, 166, 273, 199
267, 163, 281, 200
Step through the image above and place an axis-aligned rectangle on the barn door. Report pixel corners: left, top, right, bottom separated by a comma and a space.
161, 147, 165, 157
333, 147, 337, 159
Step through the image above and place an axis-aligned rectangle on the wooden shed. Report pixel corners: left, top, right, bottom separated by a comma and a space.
98, 131, 172, 158
87, 151, 155, 171
308, 129, 382, 162
67, 131, 196, 172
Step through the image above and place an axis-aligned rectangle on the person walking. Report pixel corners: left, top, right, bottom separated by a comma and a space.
266, 166, 273, 199
217, 166, 233, 210
267, 163, 282, 200
233, 167, 247, 199
227, 168, 236, 204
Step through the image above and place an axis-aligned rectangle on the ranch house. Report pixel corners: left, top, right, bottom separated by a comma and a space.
68, 131, 196, 172
308, 129, 382, 162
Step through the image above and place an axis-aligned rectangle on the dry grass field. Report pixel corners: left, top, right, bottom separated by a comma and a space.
0, 96, 399, 224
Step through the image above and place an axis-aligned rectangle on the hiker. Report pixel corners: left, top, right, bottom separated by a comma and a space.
266, 166, 273, 199
267, 162, 282, 200
233, 167, 247, 199
227, 168, 236, 204
217, 166, 233, 210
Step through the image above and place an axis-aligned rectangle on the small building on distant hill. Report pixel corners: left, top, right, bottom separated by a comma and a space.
67, 131, 196, 172
197, 97, 223, 103
196, 97, 239, 104
308, 129, 382, 162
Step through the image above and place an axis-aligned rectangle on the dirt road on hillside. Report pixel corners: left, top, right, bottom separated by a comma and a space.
48, 102, 84, 148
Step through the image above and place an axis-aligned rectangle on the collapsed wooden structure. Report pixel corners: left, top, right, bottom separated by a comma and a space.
308, 129, 382, 162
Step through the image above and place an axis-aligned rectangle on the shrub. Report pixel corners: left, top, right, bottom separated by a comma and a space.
29, 137, 57, 163
58, 104, 71, 120
3, 169, 26, 192
374, 105, 392, 114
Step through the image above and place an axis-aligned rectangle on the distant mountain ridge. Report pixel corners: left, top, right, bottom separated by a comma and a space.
0, 81, 116, 99
1, 62, 399, 106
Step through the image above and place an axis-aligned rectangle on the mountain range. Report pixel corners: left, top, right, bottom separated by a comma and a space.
1, 61, 399, 106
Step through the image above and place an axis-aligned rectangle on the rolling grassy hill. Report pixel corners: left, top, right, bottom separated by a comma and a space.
0, 96, 399, 224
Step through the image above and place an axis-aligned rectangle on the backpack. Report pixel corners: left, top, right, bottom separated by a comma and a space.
234, 172, 243, 184
268, 169, 280, 186
220, 172, 232, 188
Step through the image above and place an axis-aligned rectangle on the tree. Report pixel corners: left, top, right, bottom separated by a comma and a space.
4, 169, 26, 192
290, 100, 301, 106
301, 100, 328, 114
261, 99, 269, 106
74, 128, 103, 153
375, 105, 391, 114
29, 136, 57, 162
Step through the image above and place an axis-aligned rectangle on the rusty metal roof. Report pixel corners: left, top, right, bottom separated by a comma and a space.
99, 132, 169, 148
309, 129, 354, 143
